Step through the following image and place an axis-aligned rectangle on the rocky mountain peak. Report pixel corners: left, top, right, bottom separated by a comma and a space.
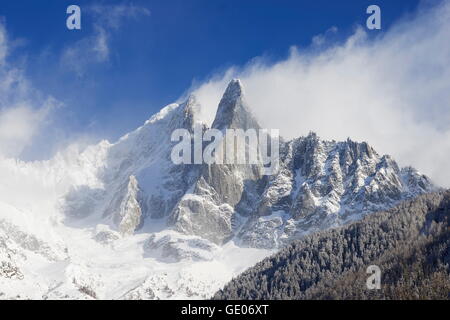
182, 95, 200, 121
212, 79, 260, 130
62, 80, 437, 250
224, 78, 244, 99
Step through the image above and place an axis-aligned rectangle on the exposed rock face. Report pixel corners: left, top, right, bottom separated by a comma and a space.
144, 233, 217, 262
169, 80, 434, 247
62, 96, 203, 232
169, 79, 268, 244
238, 133, 435, 248
211, 79, 260, 131
103, 98, 200, 223
0, 236, 23, 280
0, 219, 63, 261
111, 175, 143, 236
61, 79, 436, 248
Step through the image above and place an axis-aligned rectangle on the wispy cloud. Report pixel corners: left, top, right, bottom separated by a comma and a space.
60, 3, 150, 76
311, 26, 338, 47
89, 3, 150, 29
0, 101, 55, 157
190, 1, 450, 187
0, 22, 7, 65
0, 21, 60, 158
60, 26, 110, 76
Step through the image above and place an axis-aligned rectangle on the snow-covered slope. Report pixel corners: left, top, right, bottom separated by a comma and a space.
0, 79, 436, 299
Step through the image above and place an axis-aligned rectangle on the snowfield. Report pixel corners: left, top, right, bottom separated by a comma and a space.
0, 173, 272, 299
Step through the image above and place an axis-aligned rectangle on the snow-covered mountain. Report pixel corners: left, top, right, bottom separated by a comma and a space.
0, 79, 436, 299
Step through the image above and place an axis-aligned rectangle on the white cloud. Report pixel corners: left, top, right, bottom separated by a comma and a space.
60, 3, 150, 76
61, 26, 110, 76
311, 26, 338, 46
0, 21, 60, 159
0, 102, 54, 157
190, 1, 450, 187
89, 3, 150, 29
0, 21, 8, 65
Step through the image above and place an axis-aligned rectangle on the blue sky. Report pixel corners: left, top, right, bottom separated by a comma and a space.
0, 0, 422, 145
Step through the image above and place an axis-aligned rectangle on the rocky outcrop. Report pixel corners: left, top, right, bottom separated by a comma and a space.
238, 133, 435, 248
104, 175, 143, 236
0, 236, 23, 280
169, 80, 268, 244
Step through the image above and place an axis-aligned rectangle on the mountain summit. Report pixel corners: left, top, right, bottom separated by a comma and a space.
212, 79, 260, 130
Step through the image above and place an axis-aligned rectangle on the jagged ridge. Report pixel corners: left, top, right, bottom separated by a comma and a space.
61, 79, 435, 248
